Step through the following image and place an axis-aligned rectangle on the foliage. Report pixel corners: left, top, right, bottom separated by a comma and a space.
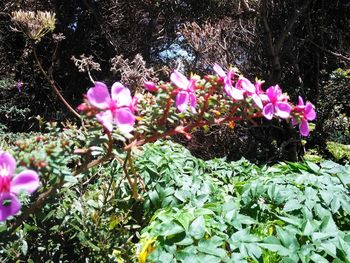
327, 142, 350, 162
1, 138, 349, 262
316, 68, 350, 147
137, 142, 350, 262
0, 77, 33, 133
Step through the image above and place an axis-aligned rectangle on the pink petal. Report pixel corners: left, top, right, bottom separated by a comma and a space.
144, 81, 158, 92
259, 94, 269, 103
114, 109, 135, 133
87, 82, 111, 109
230, 88, 244, 100
305, 102, 316, 121
111, 82, 132, 107
255, 80, 264, 94
188, 79, 196, 92
266, 86, 278, 102
176, 91, 189, 112
11, 170, 40, 195
223, 83, 232, 96
299, 119, 309, 136
171, 70, 189, 90
0, 193, 21, 221
275, 102, 291, 119
0, 151, 16, 177
298, 96, 305, 106
263, 103, 274, 120
130, 96, 138, 112
236, 77, 255, 93
252, 94, 263, 109
189, 92, 197, 113
213, 64, 226, 78
96, 110, 114, 132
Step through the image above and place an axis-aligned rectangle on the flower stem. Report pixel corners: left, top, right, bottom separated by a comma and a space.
32, 44, 81, 119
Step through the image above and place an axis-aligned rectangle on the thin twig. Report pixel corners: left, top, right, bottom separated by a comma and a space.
32, 44, 81, 119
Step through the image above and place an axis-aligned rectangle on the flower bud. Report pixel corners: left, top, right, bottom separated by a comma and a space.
144, 81, 158, 92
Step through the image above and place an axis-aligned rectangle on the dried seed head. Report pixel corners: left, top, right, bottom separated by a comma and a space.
11, 10, 56, 42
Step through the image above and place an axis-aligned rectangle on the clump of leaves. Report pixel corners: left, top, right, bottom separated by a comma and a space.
2, 139, 350, 262
327, 141, 350, 162
137, 142, 350, 262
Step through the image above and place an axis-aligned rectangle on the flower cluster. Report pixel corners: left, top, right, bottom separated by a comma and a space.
211, 64, 316, 136
0, 151, 40, 221
80, 64, 316, 139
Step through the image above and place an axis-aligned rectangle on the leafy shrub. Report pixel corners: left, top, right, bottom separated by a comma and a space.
317, 68, 350, 146
0, 77, 33, 133
2, 139, 350, 262
327, 141, 350, 162
137, 142, 350, 262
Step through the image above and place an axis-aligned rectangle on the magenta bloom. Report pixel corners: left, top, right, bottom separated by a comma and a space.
262, 85, 291, 120
249, 79, 266, 109
87, 82, 136, 133
170, 70, 197, 113
213, 64, 244, 100
0, 151, 40, 221
17, 80, 22, 94
292, 96, 316, 136
144, 81, 158, 92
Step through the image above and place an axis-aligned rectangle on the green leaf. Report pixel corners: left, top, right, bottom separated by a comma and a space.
245, 243, 262, 260
176, 211, 194, 231
63, 175, 78, 185
259, 243, 290, 256
149, 190, 160, 206
310, 253, 328, 263
276, 227, 297, 249
319, 190, 333, 206
306, 161, 320, 173
283, 199, 303, 212
159, 222, 185, 238
302, 220, 314, 236
311, 232, 332, 242
175, 236, 194, 246
198, 236, 226, 258
157, 251, 174, 263
196, 254, 221, 263
189, 216, 206, 240
320, 216, 338, 234
183, 255, 199, 263
319, 241, 337, 257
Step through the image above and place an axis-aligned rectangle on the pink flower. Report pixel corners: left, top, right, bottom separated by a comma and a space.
170, 70, 197, 113
87, 82, 136, 133
144, 81, 158, 92
17, 80, 22, 94
213, 64, 244, 100
292, 96, 316, 136
249, 79, 266, 109
262, 85, 291, 120
0, 151, 40, 221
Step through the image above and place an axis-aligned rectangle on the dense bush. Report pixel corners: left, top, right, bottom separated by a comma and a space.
1, 139, 350, 262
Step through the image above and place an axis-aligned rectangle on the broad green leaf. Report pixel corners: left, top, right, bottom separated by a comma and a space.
198, 236, 226, 258
302, 220, 314, 236
196, 254, 221, 263
283, 199, 302, 212
306, 161, 320, 174
188, 216, 206, 240
259, 243, 290, 256
176, 211, 194, 231
310, 253, 328, 263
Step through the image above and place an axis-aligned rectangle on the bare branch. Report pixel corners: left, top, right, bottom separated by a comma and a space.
308, 40, 350, 63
